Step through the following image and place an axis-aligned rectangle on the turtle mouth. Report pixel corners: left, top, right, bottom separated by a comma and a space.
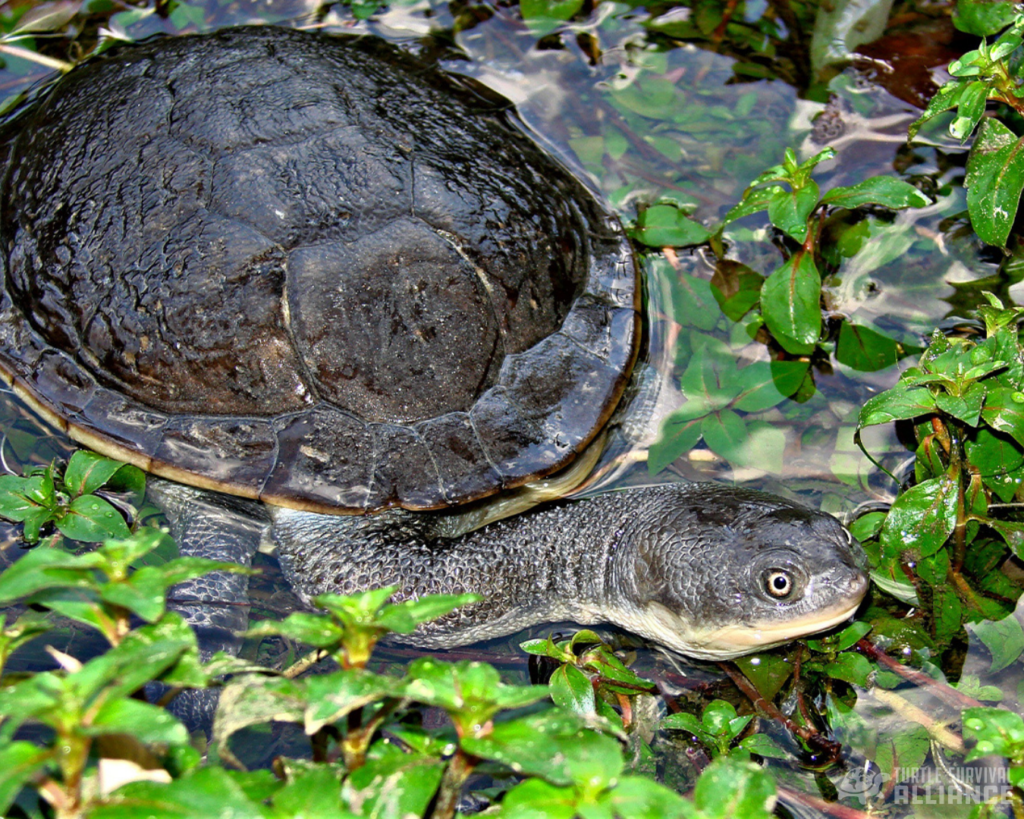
697, 571, 869, 657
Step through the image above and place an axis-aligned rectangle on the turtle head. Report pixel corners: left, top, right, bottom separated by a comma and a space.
609, 485, 868, 660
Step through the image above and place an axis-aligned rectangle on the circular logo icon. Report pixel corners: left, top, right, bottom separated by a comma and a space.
836, 766, 883, 798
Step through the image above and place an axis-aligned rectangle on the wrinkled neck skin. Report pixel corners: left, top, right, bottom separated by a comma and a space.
271, 482, 868, 658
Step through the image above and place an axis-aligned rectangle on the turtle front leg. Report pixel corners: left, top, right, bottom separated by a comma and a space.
145, 479, 268, 730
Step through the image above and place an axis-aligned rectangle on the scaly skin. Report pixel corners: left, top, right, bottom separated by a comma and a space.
270, 483, 869, 658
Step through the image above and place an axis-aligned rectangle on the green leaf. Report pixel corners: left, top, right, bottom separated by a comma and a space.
935, 381, 987, 427
214, 675, 306, 759
520, 0, 584, 36
732, 361, 809, 412
87, 697, 189, 745
965, 118, 1024, 247
858, 384, 938, 427
0, 546, 99, 603
63, 451, 127, 497
722, 185, 781, 226
953, 0, 1020, 36
950, 80, 991, 142
807, 620, 872, 653
981, 385, 1024, 446
304, 669, 401, 733
647, 413, 703, 475
499, 778, 577, 819
0, 474, 57, 542
836, 322, 923, 372
879, 475, 959, 559
970, 616, 1024, 673
824, 652, 874, 687
273, 765, 347, 817
738, 733, 788, 759
760, 251, 821, 353
692, 756, 777, 819
54, 494, 130, 542
0, 741, 51, 816
963, 706, 1024, 760
875, 723, 930, 783
908, 78, 970, 140
661, 711, 707, 739
247, 611, 346, 648
821, 176, 930, 210
402, 659, 549, 735
90, 766, 269, 819
551, 664, 596, 715
462, 712, 621, 787
606, 777, 690, 817
767, 180, 819, 242
634, 204, 711, 248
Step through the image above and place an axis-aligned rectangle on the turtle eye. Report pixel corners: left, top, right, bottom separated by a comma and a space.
765, 570, 793, 599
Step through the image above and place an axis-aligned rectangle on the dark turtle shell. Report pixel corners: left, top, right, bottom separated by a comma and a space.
0, 26, 639, 513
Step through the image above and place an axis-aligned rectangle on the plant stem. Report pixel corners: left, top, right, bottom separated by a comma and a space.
430, 749, 477, 819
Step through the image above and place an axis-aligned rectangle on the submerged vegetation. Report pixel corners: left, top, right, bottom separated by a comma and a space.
2, 0, 1024, 817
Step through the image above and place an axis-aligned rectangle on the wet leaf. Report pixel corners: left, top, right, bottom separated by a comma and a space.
634, 204, 711, 248
56, 494, 131, 542
909, 78, 970, 140
662, 711, 706, 739
953, 0, 1019, 35
87, 697, 189, 746
951, 80, 990, 142
692, 756, 777, 819
970, 616, 1024, 674
521, 0, 584, 36
836, 322, 922, 372
875, 723, 929, 783
273, 765, 347, 817
824, 652, 873, 687
498, 778, 577, 819
732, 361, 808, 412
879, 475, 959, 559
738, 733, 787, 759
733, 654, 793, 702
935, 381, 986, 427
305, 669, 402, 733
0, 741, 50, 816
858, 384, 938, 427
760, 250, 821, 354
722, 185, 781, 226
0, 473, 57, 542
807, 620, 872, 653
965, 118, 1024, 247
821, 177, 930, 210
981, 385, 1024, 446
7, 1, 80, 36
63, 450, 144, 498
766, 181, 819, 242
89, 766, 268, 819
648, 412, 703, 475
963, 707, 1024, 761
550, 664, 596, 715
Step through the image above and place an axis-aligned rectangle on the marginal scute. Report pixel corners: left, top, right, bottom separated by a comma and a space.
155, 418, 278, 488
0, 26, 640, 514
262, 408, 375, 511
415, 413, 504, 504
368, 424, 446, 510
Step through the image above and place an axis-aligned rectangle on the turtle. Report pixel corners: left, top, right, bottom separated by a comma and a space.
0, 26, 868, 678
